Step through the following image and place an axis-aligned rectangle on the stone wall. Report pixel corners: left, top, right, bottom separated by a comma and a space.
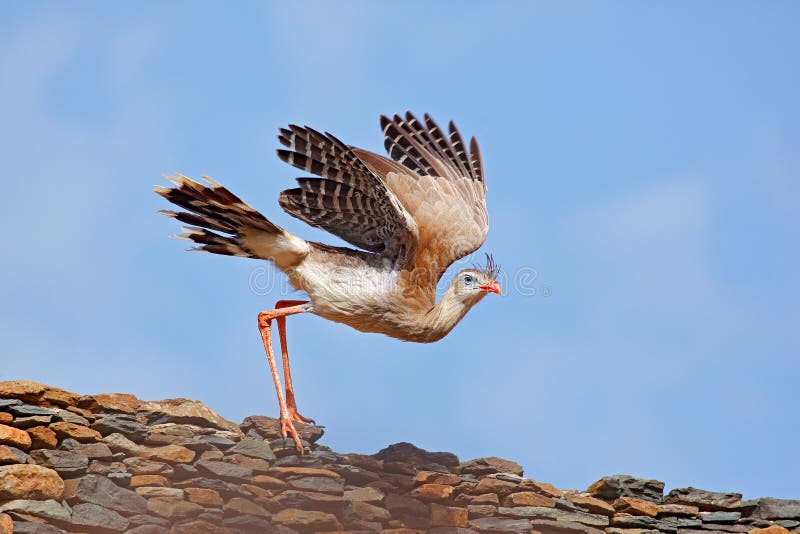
0, 380, 798, 534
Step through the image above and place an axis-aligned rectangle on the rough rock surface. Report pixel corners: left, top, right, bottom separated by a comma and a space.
0, 380, 796, 534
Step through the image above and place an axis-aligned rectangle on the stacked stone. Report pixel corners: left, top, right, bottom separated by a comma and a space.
1, 381, 799, 534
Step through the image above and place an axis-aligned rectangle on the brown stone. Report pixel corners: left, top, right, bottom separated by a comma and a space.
170, 520, 235, 534
139, 444, 195, 463
130, 475, 170, 488
272, 508, 342, 531
750, 527, 791, 534
415, 471, 463, 485
242, 484, 273, 500
223, 453, 270, 473
0, 413, 11, 425
504, 491, 557, 507
472, 477, 518, 497
430, 503, 468, 527
657, 503, 700, 516
26, 426, 58, 449
252, 474, 288, 490
0, 513, 10, 534
472, 492, 501, 506
614, 497, 658, 517
79, 393, 140, 414
344, 486, 385, 504
146, 496, 203, 519
185, 487, 224, 507
522, 479, 566, 498
0, 380, 80, 407
352, 500, 391, 522
0, 424, 31, 450
460, 456, 524, 476
140, 398, 242, 434
0, 464, 64, 500
568, 494, 616, 516
241, 415, 324, 443
270, 466, 340, 479
0, 446, 20, 465
49, 421, 101, 442
411, 483, 454, 502
61, 477, 80, 500
224, 497, 270, 517
134, 486, 183, 498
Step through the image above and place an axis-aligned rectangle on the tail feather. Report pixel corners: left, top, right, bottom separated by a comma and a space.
154, 174, 308, 266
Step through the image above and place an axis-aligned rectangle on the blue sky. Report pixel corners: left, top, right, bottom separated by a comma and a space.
1, 2, 797, 499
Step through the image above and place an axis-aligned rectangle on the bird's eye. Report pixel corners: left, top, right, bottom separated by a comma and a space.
463, 274, 475, 284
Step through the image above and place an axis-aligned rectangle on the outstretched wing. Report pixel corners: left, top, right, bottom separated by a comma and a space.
360, 112, 488, 284
276, 125, 418, 264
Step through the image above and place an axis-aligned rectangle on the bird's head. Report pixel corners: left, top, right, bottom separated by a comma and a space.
450, 254, 501, 303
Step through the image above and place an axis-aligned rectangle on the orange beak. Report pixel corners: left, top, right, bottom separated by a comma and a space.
479, 280, 501, 295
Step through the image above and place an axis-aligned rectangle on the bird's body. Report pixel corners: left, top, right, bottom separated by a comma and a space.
155, 112, 499, 448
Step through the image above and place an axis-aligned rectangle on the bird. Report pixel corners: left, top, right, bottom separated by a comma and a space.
154, 112, 500, 450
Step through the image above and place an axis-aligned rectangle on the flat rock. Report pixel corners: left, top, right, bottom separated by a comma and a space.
530, 518, 606, 534
146, 496, 204, 519
103, 432, 143, 455
123, 456, 172, 475
498, 506, 609, 527
7, 404, 57, 417
241, 415, 324, 443
49, 421, 102, 442
460, 457, 524, 477
195, 459, 253, 481
373, 441, 459, 468
469, 516, 532, 532
505, 491, 556, 508
567, 494, 616, 516
751, 498, 800, 520
275, 489, 352, 515
139, 444, 195, 463
76, 473, 148, 514
29, 449, 88, 476
92, 414, 148, 443
615, 497, 659, 517
700, 511, 741, 523
343, 486, 385, 504
0, 464, 64, 500
168, 520, 234, 534
223, 496, 271, 517
9, 522, 66, 534
587, 475, 665, 502
272, 507, 342, 531
664, 488, 742, 511
0, 499, 70, 523
0, 380, 79, 408
286, 474, 345, 495
184, 487, 223, 506
71, 502, 130, 531
140, 398, 242, 434
79, 393, 140, 414
11, 414, 53, 429
53, 409, 89, 426
227, 437, 275, 461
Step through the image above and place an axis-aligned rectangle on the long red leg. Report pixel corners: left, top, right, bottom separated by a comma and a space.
257, 302, 308, 452
275, 300, 314, 425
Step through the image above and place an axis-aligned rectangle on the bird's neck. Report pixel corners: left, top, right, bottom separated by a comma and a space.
423, 287, 477, 341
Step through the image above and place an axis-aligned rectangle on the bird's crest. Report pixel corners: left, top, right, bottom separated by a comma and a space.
475, 253, 500, 280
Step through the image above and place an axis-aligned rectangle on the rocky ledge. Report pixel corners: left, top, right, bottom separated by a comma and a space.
0, 381, 797, 534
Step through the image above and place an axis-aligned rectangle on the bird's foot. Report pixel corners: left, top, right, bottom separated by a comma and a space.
279, 412, 305, 453
287, 406, 315, 425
